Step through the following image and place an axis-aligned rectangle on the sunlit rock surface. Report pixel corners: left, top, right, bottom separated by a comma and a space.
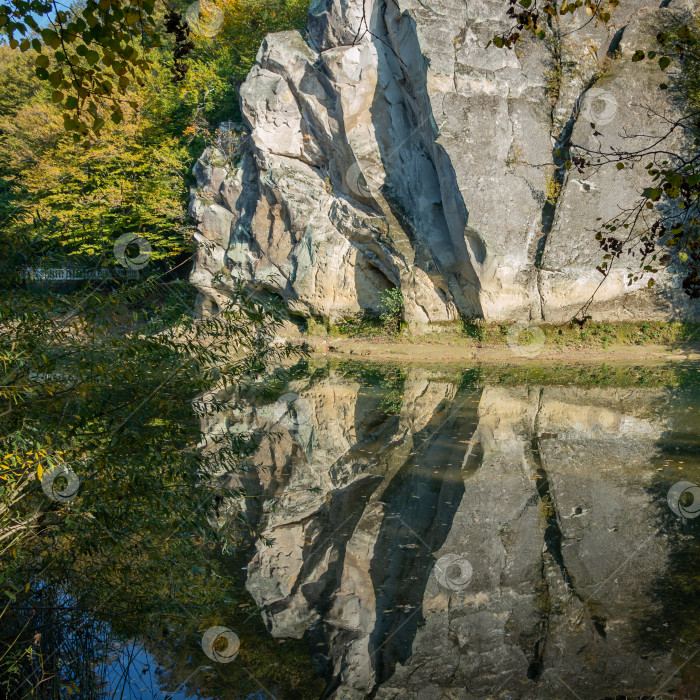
190, 0, 699, 327
202, 367, 695, 698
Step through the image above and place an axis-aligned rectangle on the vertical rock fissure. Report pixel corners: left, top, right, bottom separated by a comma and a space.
527, 388, 606, 680
531, 435, 572, 587
535, 12, 628, 320
534, 10, 564, 319
527, 554, 551, 682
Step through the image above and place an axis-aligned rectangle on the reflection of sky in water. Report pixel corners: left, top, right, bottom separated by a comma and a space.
99, 639, 276, 698
100, 644, 192, 699
100, 368, 700, 698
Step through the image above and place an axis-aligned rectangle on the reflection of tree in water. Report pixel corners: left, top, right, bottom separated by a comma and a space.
637, 531, 700, 698
0, 287, 319, 698
1, 550, 324, 698
635, 393, 700, 696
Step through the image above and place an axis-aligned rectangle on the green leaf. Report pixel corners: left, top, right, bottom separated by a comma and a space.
658, 56, 671, 71
63, 114, 79, 131
632, 50, 645, 62
678, 25, 691, 40
41, 28, 61, 49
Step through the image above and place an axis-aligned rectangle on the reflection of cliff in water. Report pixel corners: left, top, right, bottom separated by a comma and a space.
203, 365, 698, 699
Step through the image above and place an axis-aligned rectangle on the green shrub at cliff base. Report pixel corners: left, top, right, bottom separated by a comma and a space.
475, 320, 700, 348
379, 287, 405, 335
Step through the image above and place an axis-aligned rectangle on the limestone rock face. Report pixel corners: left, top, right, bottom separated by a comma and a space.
189, 0, 698, 326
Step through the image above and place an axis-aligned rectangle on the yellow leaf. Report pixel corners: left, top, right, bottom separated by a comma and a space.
37, 464, 44, 481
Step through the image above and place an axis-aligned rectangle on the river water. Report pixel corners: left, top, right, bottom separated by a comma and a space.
100, 360, 700, 699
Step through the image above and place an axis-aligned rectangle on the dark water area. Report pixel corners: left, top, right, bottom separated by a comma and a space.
12, 361, 700, 699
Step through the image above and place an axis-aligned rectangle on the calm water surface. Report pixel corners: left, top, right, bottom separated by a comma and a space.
100, 362, 700, 698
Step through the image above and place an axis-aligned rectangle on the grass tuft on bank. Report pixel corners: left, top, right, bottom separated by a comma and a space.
309, 317, 700, 350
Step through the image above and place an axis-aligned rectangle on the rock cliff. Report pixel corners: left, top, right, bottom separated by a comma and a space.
189, 0, 698, 327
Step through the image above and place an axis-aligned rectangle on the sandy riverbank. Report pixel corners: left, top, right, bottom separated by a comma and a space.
302, 335, 700, 365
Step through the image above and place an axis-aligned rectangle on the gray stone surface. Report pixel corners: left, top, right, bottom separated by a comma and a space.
189, 0, 698, 326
